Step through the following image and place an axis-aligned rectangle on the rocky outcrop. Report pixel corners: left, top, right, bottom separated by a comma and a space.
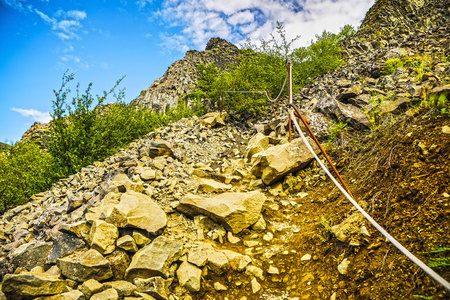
132, 38, 240, 111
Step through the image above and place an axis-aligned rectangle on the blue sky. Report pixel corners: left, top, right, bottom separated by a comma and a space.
0, 0, 374, 143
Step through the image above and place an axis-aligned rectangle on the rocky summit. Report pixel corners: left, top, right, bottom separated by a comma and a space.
1, 0, 450, 299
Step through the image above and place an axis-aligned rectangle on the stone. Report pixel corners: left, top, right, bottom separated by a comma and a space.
221, 250, 251, 271
197, 179, 232, 193
103, 281, 137, 297
251, 138, 319, 185
116, 235, 138, 252
301, 254, 311, 261
47, 233, 86, 264
133, 231, 151, 247
337, 84, 362, 101
331, 213, 367, 246
207, 249, 229, 274
134, 277, 172, 300
11, 241, 52, 271
316, 94, 370, 130
214, 282, 228, 291
59, 221, 91, 242
187, 244, 210, 267
442, 126, 450, 134
57, 249, 113, 282
67, 194, 85, 213
90, 220, 119, 255
140, 168, 157, 181
251, 278, 261, 294
246, 265, 263, 279
78, 279, 104, 299
176, 261, 202, 292
103, 190, 167, 235
59, 290, 86, 300
244, 133, 270, 162
267, 266, 279, 275
147, 140, 175, 158
106, 249, 131, 280
226, 232, 240, 244
91, 288, 119, 300
199, 112, 226, 127
2, 272, 67, 300
177, 191, 266, 234
338, 258, 350, 275
125, 236, 183, 280
251, 216, 266, 231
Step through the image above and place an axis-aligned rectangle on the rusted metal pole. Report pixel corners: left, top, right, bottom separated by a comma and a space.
290, 103, 354, 198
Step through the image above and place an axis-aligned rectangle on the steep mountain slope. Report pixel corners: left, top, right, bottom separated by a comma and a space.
132, 38, 240, 112
0, 0, 449, 299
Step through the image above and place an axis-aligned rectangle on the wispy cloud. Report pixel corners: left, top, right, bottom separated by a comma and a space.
158, 0, 375, 52
35, 9, 87, 40
11, 108, 52, 123
136, 0, 153, 10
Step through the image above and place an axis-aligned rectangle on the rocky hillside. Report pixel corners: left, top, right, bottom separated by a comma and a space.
0, 0, 449, 299
132, 38, 240, 112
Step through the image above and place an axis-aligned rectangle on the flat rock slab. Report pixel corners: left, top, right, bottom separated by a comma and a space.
57, 248, 113, 282
125, 236, 183, 280
11, 241, 53, 271
103, 190, 167, 235
47, 233, 86, 264
2, 272, 67, 300
177, 191, 266, 234
251, 138, 319, 185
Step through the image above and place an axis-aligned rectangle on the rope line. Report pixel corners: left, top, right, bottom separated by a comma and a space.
287, 108, 450, 292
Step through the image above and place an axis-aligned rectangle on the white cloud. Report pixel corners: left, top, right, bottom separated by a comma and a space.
158, 0, 375, 52
136, 0, 153, 9
34, 8, 87, 40
11, 108, 52, 123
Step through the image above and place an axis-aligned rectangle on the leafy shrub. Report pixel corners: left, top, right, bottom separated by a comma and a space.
382, 58, 403, 75
194, 23, 355, 118
49, 71, 194, 177
0, 142, 56, 212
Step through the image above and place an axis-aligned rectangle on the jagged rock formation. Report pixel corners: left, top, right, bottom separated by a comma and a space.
132, 38, 240, 112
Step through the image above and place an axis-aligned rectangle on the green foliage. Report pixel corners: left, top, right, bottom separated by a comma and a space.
329, 121, 348, 142
413, 296, 433, 300
184, 90, 208, 116
382, 58, 403, 75
194, 23, 355, 118
422, 246, 450, 269
0, 142, 56, 212
426, 91, 449, 116
49, 71, 193, 178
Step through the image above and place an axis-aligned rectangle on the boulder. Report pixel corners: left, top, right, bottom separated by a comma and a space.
105, 249, 131, 280
331, 213, 370, 246
199, 112, 226, 127
2, 272, 67, 300
90, 288, 118, 300
57, 249, 113, 282
125, 236, 183, 280
176, 261, 202, 292
103, 280, 137, 297
316, 93, 370, 129
90, 220, 119, 255
78, 278, 104, 299
59, 221, 91, 242
134, 277, 172, 300
250, 138, 319, 185
337, 84, 363, 101
221, 250, 251, 271
197, 179, 232, 193
47, 233, 86, 264
11, 241, 53, 271
116, 235, 138, 253
147, 140, 174, 158
103, 190, 167, 235
244, 132, 270, 162
177, 191, 266, 234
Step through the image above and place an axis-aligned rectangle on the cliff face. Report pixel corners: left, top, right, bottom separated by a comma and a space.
132, 38, 240, 111
358, 0, 450, 37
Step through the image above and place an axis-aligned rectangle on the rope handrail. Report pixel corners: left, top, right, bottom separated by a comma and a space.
287, 108, 450, 292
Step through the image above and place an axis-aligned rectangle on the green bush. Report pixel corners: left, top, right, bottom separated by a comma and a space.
0, 142, 56, 212
194, 23, 355, 118
49, 71, 194, 178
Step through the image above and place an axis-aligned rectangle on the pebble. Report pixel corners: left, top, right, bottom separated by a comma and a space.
301, 254, 311, 261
